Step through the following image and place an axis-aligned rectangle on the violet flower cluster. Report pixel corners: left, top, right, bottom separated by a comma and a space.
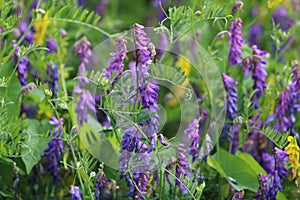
252, 45, 268, 108
241, 46, 268, 108
112, 23, 164, 198
73, 37, 96, 125
175, 143, 190, 194
46, 61, 60, 96
228, 18, 244, 66
183, 118, 200, 162
248, 23, 263, 47
256, 148, 288, 200
42, 116, 64, 183
222, 73, 238, 121
46, 37, 58, 54
13, 44, 29, 86
272, 6, 294, 32
265, 62, 300, 133
95, 171, 113, 200
70, 185, 82, 200
103, 37, 127, 84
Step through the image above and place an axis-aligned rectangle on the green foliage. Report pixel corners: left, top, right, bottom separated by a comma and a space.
0, 0, 20, 30
260, 127, 289, 149
21, 119, 51, 174
0, 108, 24, 157
208, 148, 263, 192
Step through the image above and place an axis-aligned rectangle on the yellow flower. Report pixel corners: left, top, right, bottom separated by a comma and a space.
166, 56, 191, 106
176, 56, 191, 76
267, 0, 289, 8
285, 136, 300, 178
33, 12, 50, 45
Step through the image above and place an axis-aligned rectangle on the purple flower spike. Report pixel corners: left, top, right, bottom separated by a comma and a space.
42, 116, 64, 183
46, 37, 58, 54
252, 45, 267, 109
19, 21, 34, 44
104, 37, 127, 83
248, 23, 263, 47
232, 1, 244, 14
74, 37, 93, 84
272, 7, 295, 32
46, 62, 60, 96
222, 73, 238, 120
70, 185, 82, 200
228, 18, 244, 66
75, 87, 97, 125
176, 143, 190, 194
184, 118, 200, 162
133, 23, 152, 67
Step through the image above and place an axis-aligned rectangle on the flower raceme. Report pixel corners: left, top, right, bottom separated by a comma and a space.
285, 136, 300, 179
228, 18, 244, 66
222, 73, 238, 121
103, 37, 127, 84
42, 116, 64, 183
70, 185, 82, 200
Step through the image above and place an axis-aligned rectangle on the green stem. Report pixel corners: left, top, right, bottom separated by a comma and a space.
48, 100, 86, 196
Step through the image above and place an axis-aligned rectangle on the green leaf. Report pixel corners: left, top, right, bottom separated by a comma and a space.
28, 87, 45, 102
21, 119, 51, 174
237, 152, 267, 176
207, 148, 260, 192
136, 110, 155, 123
276, 192, 288, 200
79, 114, 120, 168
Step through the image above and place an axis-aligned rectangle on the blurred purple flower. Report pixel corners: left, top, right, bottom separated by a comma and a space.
20, 104, 37, 118
251, 8, 259, 16
231, 124, 241, 154
272, 7, 294, 32
13, 44, 29, 86
265, 85, 296, 132
153, 0, 167, 21
232, 1, 244, 14
175, 143, 190, 194
252, 45, 267, 109
95, 0, 109, 18
248, 23, 263, 47
222, 73, 238, 120
134, 172, 151, 200
46, 62, 60, 96
75, 87, 96, 125
103, 37, 127, 83
19, 21, 34, 44
242, 111, 268, 161
70, 185, 82, 200
42, 116, 64, 183
228, 18, 244, 66
46, 37, 58, 54
256, 148, 288, 199
74, 37, 93, 84
95, 172, 112, 200
184, 118, 199, 162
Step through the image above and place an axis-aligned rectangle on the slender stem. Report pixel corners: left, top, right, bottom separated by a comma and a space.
48, 100, 86, 195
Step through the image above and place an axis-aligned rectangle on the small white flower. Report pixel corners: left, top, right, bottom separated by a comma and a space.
76, 162, 81, 168
90, 172, 96, 178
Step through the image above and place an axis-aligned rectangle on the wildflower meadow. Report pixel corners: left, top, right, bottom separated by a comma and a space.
1, 0, 300, 199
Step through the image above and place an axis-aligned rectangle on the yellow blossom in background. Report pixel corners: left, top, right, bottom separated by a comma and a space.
267, 0, 289, 8
167, 56, 191, 106
176, 56, 191, 76
285, 136, 300, 179
33, 12, 49, 45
